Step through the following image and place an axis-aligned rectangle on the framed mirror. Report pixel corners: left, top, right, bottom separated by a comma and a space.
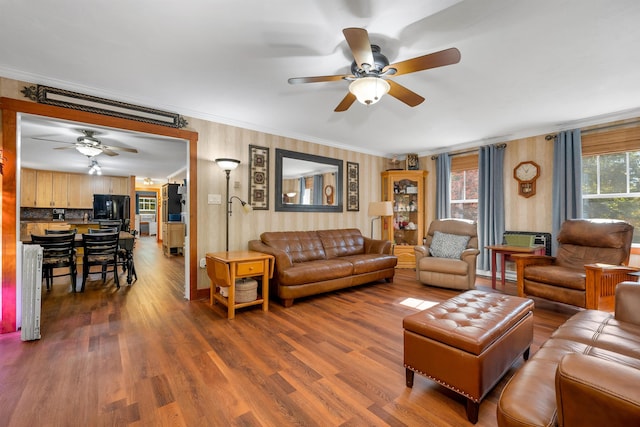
275, 149, 343, 212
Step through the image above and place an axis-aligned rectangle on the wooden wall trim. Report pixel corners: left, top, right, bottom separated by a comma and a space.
0, 97, 199, 333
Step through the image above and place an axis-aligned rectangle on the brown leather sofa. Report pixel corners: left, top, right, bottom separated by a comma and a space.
248, 228, 397, 307
497, 282, 640, 427
514, 219, 637, 310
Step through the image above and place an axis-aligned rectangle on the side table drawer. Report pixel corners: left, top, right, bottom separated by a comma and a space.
236, 260, 264, 276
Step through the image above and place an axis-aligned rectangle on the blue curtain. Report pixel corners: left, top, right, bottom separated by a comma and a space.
478, 145, 505, 271
435, 153, 451, 219
552, 129, 582, 254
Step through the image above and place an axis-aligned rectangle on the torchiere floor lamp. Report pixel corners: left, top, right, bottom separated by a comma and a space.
215, 158, 252, 251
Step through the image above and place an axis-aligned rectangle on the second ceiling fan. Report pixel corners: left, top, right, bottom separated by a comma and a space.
288, 27, 461, 112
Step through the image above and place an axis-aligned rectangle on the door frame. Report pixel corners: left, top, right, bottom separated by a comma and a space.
1, 97, 199, 333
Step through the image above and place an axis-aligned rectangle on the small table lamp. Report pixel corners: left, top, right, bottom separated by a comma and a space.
368, 201, 393, 238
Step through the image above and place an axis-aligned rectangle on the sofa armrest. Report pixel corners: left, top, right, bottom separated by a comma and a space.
584, 264, 640, 310
460, 248, 480, 263
363, 237, 392, 254
248, 240, 293, 270
556, 353, 640, 427
414, 245, 430, 259
614, 281, 640, 325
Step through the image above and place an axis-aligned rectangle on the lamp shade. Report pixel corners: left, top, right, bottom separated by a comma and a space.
76, 145, 103, 157
349, 77, 390, 106
368, 201, 393, 217
215, 158, 240, 171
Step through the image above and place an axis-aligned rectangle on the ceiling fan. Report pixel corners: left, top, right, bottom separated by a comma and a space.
288, 27, 461, 112
34, 129, 139, 157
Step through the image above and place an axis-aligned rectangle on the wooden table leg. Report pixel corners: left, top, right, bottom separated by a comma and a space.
491, 250, 497, 289
500, 253, 507, 287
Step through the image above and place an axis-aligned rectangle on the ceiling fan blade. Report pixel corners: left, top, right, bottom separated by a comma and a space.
103, 145, 138, 153
288, 74, 351, 84
387, 80, 425, 107
52, 145, 74, 150
32, 136, 69, 144
384, 47, 461, 76
334, 92, 357, 112
343, 27, 374, 70
101, 148, 119, 157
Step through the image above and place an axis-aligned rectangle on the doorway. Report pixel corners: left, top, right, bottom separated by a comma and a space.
1, 97, 199, 333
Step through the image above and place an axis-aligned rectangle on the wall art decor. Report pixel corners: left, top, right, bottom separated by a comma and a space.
347, 161, 359, 211
248, 145, 269, 210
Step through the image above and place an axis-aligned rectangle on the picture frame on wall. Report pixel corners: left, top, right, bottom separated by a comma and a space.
406, 153, 419, 170
347, 161, 359, 211
248, 145, 269, 210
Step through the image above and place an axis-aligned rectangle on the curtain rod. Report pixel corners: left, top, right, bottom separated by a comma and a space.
430, 143, 506, 160
546, 118, 640, 140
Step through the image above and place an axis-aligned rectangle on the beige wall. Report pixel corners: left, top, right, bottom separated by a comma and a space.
191, 117, 387, 289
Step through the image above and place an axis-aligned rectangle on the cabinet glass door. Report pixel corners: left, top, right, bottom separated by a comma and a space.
393, 178, 419, 246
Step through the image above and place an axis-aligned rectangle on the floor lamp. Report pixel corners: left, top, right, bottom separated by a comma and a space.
368, 201, 394, 238
215, 158, 252, 251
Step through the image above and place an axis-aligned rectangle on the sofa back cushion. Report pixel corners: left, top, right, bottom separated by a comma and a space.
260, 231, 326, 263
556, 219, 634, 268
317, 228, 365, 258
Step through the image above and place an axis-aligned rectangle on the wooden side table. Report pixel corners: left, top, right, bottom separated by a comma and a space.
486, 245, 546, 288
205, 251, 274, 319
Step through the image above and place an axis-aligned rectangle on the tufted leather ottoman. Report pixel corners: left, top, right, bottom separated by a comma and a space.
403, 290, 534, 424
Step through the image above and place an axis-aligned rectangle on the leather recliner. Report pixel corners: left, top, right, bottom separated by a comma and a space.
514, 218, 637, 310
414, 218, 480, 290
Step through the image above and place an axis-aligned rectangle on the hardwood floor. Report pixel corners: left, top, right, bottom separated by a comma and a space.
0, 238, 580, 426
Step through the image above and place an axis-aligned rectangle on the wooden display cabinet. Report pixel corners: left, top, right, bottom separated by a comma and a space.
381, 170, 428, 269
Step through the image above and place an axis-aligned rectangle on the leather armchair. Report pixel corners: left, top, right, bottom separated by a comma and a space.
414, 219, 480, 290
514, 219, 638, 309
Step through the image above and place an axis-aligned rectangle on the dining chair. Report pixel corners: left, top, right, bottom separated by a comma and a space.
31, 233, 77, 291
81, 231, 120, 291
45, 228, 78, 235
99, 219, 122, 232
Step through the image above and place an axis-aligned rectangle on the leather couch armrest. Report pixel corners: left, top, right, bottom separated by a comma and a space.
615, 281, 640, 325
556, 353, 640, 427
363, 237, 392, 254
414, 245, 430, 260
248, 240, 293, 270
460, 248, 480, 263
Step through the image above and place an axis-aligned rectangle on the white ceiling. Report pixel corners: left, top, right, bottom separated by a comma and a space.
3, 0, 640, 171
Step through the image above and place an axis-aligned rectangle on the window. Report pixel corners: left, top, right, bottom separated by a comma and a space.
582, 151, 640, 243
450, 154, 479, 221
138, 196, 156, 213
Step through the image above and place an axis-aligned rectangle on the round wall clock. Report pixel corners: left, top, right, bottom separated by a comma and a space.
513, 161, 540, 198
324, 185, 334, 204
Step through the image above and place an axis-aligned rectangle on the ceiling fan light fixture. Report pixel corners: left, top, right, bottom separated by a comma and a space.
349, 77, 390, 106
88, 159, 102, 175
76, 145, 103, 157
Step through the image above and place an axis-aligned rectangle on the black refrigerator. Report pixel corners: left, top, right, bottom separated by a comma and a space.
93, 194, 130, 221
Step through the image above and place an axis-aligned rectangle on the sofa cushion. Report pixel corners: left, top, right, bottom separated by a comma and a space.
524, 265, 586, 290
340, 254, 398, 275
418, 256, 469, 275
317, 228, 365, 258
429, 231, 470, 259
279, 259, 354, 286
261, 231, 326, 263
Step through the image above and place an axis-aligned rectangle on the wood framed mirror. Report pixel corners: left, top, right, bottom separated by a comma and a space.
275, 149, 343, 212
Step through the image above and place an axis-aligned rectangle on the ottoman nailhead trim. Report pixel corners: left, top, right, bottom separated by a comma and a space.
405, 364, 479, 403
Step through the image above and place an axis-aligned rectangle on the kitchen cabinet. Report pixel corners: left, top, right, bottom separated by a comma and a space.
381, 170, 428, 269
67, 173, 93, 208
93, 175, 129, 195
35, 170, 68, 208
21, 168, 38, 207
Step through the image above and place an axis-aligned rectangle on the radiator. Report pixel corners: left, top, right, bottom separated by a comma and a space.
21, 244, 43, 341
503, 231, 552, 255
